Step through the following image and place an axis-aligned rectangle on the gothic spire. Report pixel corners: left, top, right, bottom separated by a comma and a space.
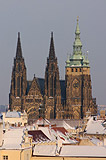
73, 17, 82, 55
16, 32, 23, 59
49, 32, 55, 59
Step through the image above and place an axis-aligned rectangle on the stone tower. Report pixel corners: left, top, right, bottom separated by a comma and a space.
9, 33, 27, 111
65, 18, 96, 119
44, 32, 62, 119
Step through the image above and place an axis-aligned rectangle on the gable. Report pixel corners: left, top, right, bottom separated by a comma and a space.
27, 77, 42, 97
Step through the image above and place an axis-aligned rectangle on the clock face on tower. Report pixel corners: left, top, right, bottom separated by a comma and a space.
73, 81, 79, 88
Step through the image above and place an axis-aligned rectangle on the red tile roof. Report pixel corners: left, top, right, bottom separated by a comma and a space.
28, 130, 50, 143
51, 127, 68, 135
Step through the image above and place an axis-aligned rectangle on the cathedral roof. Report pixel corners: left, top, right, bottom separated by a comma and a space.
27, 78, 66, 102
37, 78, 45, 95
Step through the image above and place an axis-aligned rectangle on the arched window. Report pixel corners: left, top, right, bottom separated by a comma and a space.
21, 77, 23, 96
17, 76, 20, 96
50, 109, 54, 119
54, 75, 56, 95
50, 76, 53, 96
18, 63, 21, 72
51, 64, 54, 71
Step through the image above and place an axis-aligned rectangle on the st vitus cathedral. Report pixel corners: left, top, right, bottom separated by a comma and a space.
9, 19, 97, 120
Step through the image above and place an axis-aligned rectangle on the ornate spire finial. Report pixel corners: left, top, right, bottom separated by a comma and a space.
34, 74, 35, 78
49, 32, 55, 59
51, 32, 53, 38
16, 32, 22, 59
73, 18, 82, 55
18, 32, 20, 39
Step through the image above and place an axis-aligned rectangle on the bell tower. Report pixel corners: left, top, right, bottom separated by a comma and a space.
9, 33, 27, 111
44, 32, 62, 119
65, 18, 97, 119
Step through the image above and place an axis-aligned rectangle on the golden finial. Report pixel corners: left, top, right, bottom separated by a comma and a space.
77, 16, 79, 22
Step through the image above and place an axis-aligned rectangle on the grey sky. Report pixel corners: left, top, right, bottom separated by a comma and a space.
0, 0, 106, 105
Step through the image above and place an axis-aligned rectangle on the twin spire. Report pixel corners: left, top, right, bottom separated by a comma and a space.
16, 32, 23, 59
16, 31, 56, 60
49, 32, 56, 60
16, 18, 81, 60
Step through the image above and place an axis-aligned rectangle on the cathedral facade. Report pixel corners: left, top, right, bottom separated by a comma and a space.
9, 19, 97, 120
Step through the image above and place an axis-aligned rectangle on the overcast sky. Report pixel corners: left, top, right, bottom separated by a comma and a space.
0, 0, 106, 105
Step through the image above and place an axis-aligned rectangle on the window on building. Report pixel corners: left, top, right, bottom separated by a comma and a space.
50, 75, 53, 97
21, 76, 23, 96
26, 99, 33, 103
18, 63, 21, 72
51, 64, 54, 71
17, 76, 20, 97
3, 156, 8, 160
80, 68, 82, 72
76, 68, 77, 72
72, 68, 73, 72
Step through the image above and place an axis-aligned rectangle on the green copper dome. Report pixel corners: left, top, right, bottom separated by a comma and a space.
66, 18, 89, 68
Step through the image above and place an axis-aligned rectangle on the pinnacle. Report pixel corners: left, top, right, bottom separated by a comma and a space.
16, 32, 22, 59
49, 32, 55, 59
73, 18, 82, 55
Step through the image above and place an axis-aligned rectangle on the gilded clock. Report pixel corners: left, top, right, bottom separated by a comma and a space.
73, 81, 79, 88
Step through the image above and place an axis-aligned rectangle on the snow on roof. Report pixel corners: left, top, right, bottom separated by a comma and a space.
38, 126, 77, 144
86, 117, 106, 134
90, 137, 103, 146
1, 128, 23, 149
5, 111, 21, 118
51, 127, 77, 144
63, 120, 74, 130
48, 119, 83, 129
51, 127, 68, 136
60, 145, 106, 157
49, 119, 64, 126
33, 145, 56, 156
64, 119, 83, 128
38, 127, 53, 141
35, 117, 50, 126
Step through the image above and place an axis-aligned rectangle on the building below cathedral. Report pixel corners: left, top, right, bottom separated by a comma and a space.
9, 18, 97, 120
